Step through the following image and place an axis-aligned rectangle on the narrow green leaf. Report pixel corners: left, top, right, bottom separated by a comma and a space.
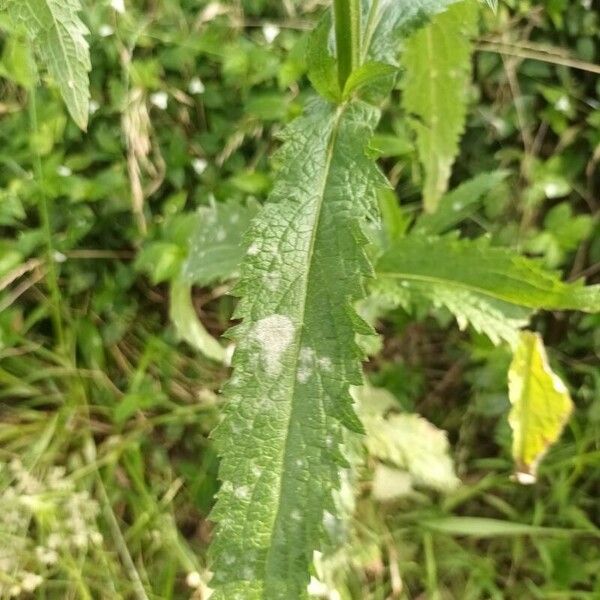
306, 14, 341, 103
378, 236, 600, 313
209, 99, 387, 599
401, 0, 478, 212
413, 170, 508, 235
420, 517, 587, 537
2, 0, 91, 129
508, 331, 574, 483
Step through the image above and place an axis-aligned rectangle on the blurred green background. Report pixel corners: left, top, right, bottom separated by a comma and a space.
0, 0, 599, 598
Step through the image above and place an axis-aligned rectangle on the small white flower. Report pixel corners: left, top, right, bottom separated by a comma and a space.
56, 165, 72, 177
262, 23, 280, 44
186, 571, 202, 589
53, 251, 67, 263
192, 158, 208, 175
111, 0, 125, 13
188, 77, 205, 95
150, 91, 169, 110
99, 24, 114, 37
544, 182, 560, 198
89, 100, 100, 115
555, 96, 570, 113
21, 572, 43, 593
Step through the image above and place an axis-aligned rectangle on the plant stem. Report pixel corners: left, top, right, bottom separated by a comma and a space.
333, 0, 361, 89
29, 87, 65, 353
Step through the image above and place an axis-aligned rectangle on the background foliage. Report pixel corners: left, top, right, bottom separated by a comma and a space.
0, 0, 599, 598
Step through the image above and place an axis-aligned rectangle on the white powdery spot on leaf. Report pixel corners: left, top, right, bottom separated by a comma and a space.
247, 242, 260, 256
250, 314, 295, 376
234, 486, 250, 500
318, 356, 332, 371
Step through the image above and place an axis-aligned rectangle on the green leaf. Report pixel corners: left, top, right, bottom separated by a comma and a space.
169, 279, 226, 364
0, 33, 37, 88
377, 235, 600, 314
1, 0, 91, 129
413, 170, 508, 235
420, 517, 585, 537
508, 331, 574, 483
306, 14, 341, 103
182, 200, 258, 287
342, 61, 397, 99
401, 0, 478, 212
362, 0, 461, 66
209, 99, 387, 599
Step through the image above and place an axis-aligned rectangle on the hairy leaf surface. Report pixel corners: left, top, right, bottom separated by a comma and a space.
401, 0, 478, 212
1, 0, 90, 129
209, 99, 386, 599
508, 331, 573, 483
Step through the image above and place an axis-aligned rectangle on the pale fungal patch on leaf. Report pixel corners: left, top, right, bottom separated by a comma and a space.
318, 356, 333, 371
250, 314, 295, 376
247, 242, 260, 256
234, 485, 250, 500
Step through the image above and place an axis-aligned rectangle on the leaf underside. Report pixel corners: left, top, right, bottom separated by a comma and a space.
209, 99, 386, 599
401, 0, 478, 212
1, 0, 91, 129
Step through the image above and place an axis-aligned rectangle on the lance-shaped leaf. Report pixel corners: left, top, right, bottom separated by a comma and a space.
378, 236, 600, 314
375, 235, 600, 345
508, 331, 573, 483
401, 0, 478, 212
209, 99, 387, 599
1, 0, 91, 129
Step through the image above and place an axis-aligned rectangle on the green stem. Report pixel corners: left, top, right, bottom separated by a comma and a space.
29, 86, 65, 353
333, 0, 361, 89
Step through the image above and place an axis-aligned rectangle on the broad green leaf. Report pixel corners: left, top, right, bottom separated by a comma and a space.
378, 235, 600, 314
209, 99, 387, 599
362, 0, 462, 66
170, 279, 226, 364
401, 1, 478, 212
1, 0, 91, 129
508, 331, 574, 483
413, 170, 508, 235
420, 517, 586, 537
183, 201, 258, 286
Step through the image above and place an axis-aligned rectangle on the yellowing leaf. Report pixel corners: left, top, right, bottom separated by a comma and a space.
508, 331, 573, 484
